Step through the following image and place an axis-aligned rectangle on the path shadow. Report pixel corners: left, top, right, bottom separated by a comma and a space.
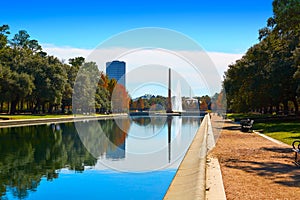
223, 120, 237, 124
260, 147, 293, 159
276, 174, 300, 186
287, 136, 300, 140
225, 159, 300, 187
221, 126, 241, 131
261, 147, 292, 154
213, 120, 226, 123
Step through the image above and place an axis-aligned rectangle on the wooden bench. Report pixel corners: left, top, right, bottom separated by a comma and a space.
292, 140, 300, 165
240, 119, 254, 132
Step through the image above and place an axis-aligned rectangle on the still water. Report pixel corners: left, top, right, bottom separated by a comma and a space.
0, 116, 202, 199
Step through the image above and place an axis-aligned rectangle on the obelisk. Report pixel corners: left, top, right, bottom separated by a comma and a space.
166, 68, 173, 113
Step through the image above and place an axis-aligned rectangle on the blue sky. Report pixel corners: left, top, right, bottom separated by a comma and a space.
1, 0, 274, 96
1, 0, 273, 53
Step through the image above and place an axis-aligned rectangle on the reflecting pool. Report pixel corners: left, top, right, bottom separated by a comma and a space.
0, 116, 202, 199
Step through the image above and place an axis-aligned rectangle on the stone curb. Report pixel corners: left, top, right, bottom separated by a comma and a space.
253, 131, 290, 147
164, 115, 208, 200
206, 115, 226, 200
206, 157, 227, 200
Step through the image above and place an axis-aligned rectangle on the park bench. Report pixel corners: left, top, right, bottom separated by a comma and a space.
240, 119, 254, 132
292, 140, 300, 165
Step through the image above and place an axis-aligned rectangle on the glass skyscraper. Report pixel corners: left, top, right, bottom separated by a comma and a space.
106, 61, 126, 88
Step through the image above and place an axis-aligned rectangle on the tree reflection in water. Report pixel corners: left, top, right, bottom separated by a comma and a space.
0, 123, 97, 199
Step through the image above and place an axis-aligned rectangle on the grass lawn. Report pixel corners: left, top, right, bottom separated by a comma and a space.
0, 114, 109, 120
0, 114, 74, 120
253, 121, 300, 145
226, 113, 273, 121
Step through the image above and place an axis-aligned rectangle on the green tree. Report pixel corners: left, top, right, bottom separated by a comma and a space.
0, 25, 116, 114
73, 62, 99, 114
0, 24, 10, 49
60, 57, 84, 113
224, 0, 300, 114
68, 56, 85, 68
8, 72, 34, 114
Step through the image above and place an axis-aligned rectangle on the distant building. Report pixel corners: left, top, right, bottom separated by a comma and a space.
106, 61, 126, 88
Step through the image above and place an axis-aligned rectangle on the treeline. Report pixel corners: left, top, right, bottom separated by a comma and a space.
0, 25, 125, 114
223, 0, 300, 114
129, 95, 212, 111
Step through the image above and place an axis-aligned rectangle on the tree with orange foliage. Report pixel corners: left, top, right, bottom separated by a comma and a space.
111, 84, 130, 113
100, 72, 109, 89
138, 98, 145, 111
211, 90, 226, 113
107, 78, 117, 100
200, 100, 208, 111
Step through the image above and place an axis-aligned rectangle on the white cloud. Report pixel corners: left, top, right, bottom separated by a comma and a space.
207, 52, 243, 78
42, 44, 92, 62
41, 44, 243, 95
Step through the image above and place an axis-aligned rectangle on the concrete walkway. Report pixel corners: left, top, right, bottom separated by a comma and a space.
164, 115, 226, 200
211, 117, 300, 199
164, 115, 208, 200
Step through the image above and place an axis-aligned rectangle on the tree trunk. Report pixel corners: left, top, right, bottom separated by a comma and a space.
20, 100, 24, 113
27, 102, 30, 113
33, 101, 39, 114
42, 104, 45, 114
276, 104, 280, 114
61, 103, 65, 114
31, 102, 34, 113
261, 107, 264, 114
283, 100, 289, 115
293, 98, 299, 115
269, 106, 273, 114
48, 104, 53, 114
10, 100, 18, 115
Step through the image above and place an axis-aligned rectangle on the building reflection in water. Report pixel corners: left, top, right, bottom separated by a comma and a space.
105, 118, 129, 160
167, 116, 172, 163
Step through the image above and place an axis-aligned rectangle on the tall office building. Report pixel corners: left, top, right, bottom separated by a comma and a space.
106, 61, 126, 88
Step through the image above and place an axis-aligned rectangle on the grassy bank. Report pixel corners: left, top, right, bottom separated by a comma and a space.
253, 121, 300, 145
0, 114, 74, 120
227, 113, 300, 145
0, 113, 114, 120
226, 113, 273, 121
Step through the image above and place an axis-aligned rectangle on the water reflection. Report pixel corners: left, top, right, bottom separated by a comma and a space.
76, 116, 202, 171
131, 117, 152, 126
167, 117, 172, 163
0, 123, 96, 199
0, 116, 202, 199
